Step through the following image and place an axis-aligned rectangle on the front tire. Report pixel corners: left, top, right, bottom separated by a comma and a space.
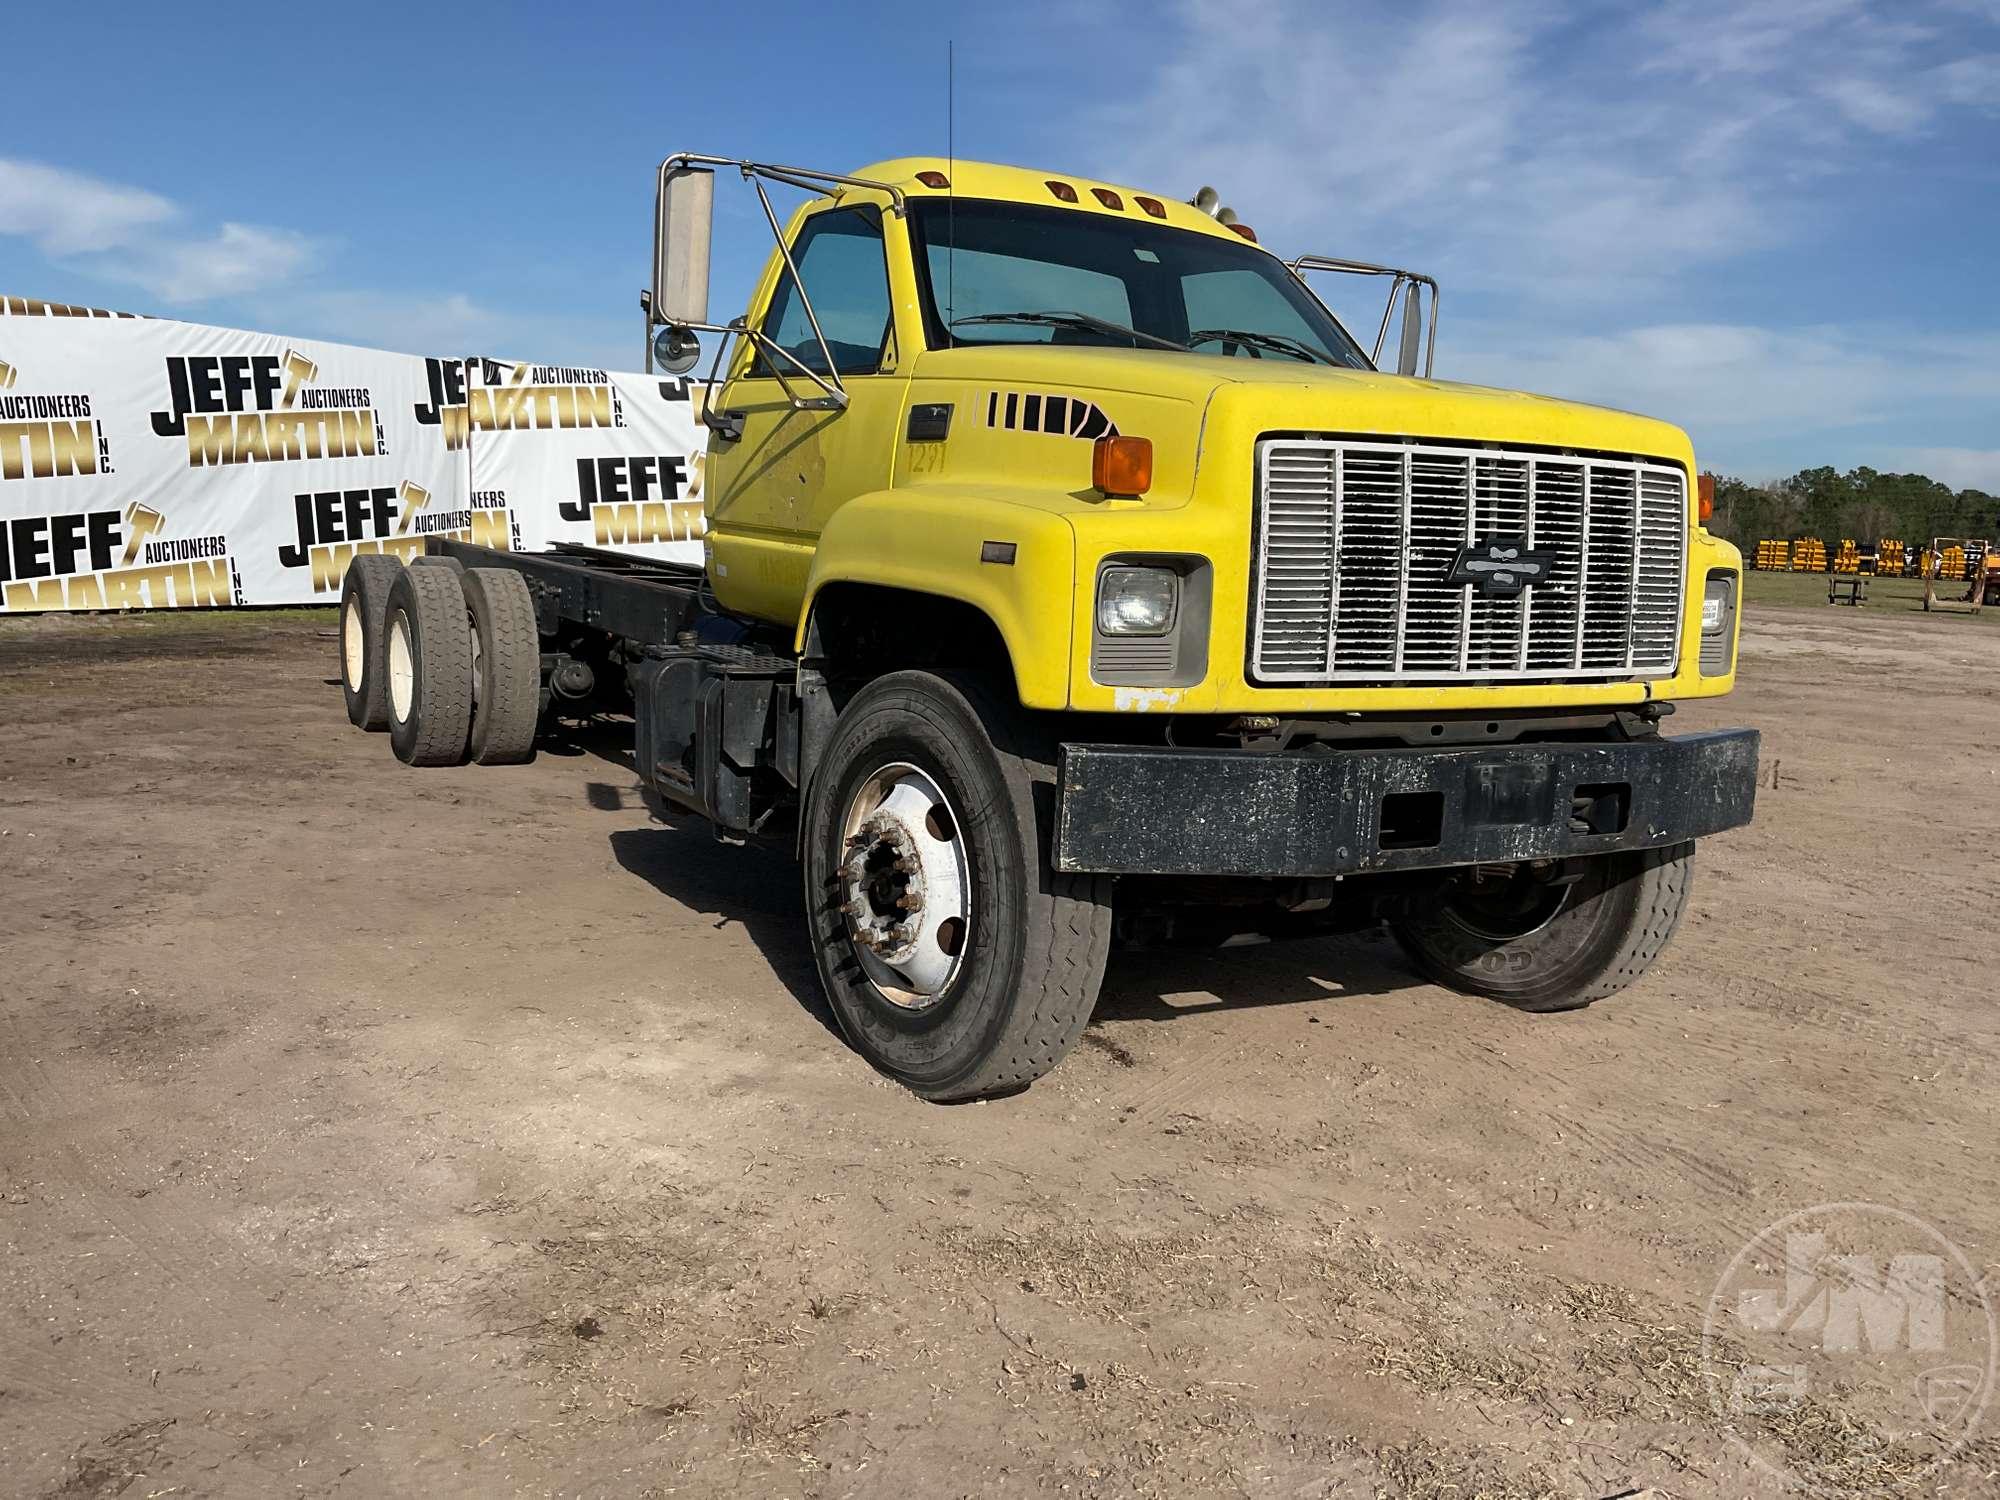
1389, 843, 1693, 1012
802, 671, 1111, 1102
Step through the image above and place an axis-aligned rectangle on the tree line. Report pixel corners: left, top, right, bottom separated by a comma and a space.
1708, 466, 2000, 546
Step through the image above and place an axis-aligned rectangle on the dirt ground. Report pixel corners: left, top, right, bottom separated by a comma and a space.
2, 591, 1997, 1499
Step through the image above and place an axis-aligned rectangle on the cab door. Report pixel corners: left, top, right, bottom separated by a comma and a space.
705, 203, 907, 624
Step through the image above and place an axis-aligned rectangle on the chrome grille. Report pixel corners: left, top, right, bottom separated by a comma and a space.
1251, 438, 1687, 683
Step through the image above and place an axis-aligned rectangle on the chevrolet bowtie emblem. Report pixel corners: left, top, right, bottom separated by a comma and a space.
1447, 536, 1559, 598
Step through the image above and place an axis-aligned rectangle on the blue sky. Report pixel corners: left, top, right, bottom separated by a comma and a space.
4, 0, 1996, 486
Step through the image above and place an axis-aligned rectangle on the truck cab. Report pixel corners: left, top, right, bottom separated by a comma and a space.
684, 158, 1743, 727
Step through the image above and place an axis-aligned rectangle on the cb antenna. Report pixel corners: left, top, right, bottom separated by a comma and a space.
947, 39, 956, 337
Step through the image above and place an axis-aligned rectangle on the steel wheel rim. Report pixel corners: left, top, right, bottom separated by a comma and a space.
1440, 863, 1573, 942
837, 762, 971, 1009
388, 611, 416, 724
341, 597, 365, 692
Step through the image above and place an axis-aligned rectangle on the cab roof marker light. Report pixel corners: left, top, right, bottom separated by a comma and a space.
1228, 223, 1258, 242
1045, 179, 1079, 203
1134, 196, 1167, 218
916, 169, 950, 189
1091, 188, 1124, 210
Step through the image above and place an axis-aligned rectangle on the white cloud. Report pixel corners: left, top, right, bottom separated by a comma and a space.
1084, 0, 1992, 304
0, 157, 629, 368
0, 158, 172, 255
1817, 75, 1932, 135
96, 222, 315, 303
0, 156, 315, 303
1451, 322, 2000, 430
1888, 447, 2000, 491
1072, 1, 1999, 476
1933, 52, 2000, 105
263, 290, 636, 372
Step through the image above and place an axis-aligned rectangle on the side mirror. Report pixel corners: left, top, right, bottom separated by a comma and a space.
1396, 281, 1423, 377
652, 324, 702, 376
652, 165, 714, 330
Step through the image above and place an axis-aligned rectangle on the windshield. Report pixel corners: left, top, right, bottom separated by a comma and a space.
909, 198, 1371, 369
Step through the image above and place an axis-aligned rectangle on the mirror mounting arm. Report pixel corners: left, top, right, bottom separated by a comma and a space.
1287, 255, 1440, 379
649, 151, 909, 389
749, 175, 846, 405
683, 317, 847, 440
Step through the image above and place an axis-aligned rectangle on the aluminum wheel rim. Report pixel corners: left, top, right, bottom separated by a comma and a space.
341, 597, 365, 692
388, 611, 415, 724
837, 762, 971, 1008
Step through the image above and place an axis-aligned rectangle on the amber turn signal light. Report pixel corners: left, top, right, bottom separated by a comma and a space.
1698, 471, 1716, 523
916, 169, 950, 189
1092, 435, 1153, 497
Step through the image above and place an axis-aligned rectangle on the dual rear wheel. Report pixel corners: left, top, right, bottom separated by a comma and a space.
337, 555, 541, 766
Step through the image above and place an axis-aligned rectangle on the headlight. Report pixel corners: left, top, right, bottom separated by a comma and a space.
1702, 576, 1733, 633
1097, 566, 1178, 636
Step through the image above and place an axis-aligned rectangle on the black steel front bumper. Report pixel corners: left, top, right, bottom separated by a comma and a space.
1053, 728, 1759, 878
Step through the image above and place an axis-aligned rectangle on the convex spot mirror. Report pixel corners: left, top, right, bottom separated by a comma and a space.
653, 324, 702, 376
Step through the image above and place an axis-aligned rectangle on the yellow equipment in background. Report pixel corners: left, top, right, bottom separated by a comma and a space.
1792, 538, 1828, 572
1877, 539, 1906, 576
1754, 539, 1789, 570
1831, 538, 1859, 572
1922, 539, 1990, 613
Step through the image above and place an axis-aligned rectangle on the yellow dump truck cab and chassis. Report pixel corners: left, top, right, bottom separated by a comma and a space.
381, 152, 1756, 1102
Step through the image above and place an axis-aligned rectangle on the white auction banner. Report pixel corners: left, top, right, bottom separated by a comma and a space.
457, 360, 707, 563
0, 299, 705, 612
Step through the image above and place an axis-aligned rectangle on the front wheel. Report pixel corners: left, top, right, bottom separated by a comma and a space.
1388, 843, 1693, 1012
802, 671, 1111, 1102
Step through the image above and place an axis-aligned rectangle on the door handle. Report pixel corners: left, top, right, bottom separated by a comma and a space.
704, 408, 746, 443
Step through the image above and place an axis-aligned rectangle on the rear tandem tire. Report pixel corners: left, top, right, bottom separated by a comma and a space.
385, 564, 474, 767
462, 567, 542, 766
801, 670, 1112, 1102
338, 554, 403, 731
1388, 842, 1694, 1013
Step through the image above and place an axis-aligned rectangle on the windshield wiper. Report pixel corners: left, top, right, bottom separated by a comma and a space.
1188, 327, 1336, 365
949, 310, 1185, 353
